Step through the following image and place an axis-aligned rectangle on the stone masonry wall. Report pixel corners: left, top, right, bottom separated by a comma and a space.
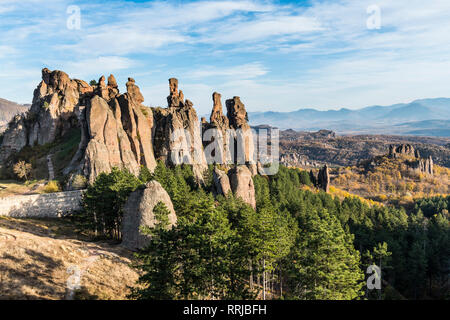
0, 190, 84, 218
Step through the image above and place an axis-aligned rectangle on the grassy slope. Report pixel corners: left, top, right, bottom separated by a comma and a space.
0, 217, 139, 300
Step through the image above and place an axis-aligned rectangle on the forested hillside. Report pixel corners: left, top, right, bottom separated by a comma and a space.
77, 163, 449, 300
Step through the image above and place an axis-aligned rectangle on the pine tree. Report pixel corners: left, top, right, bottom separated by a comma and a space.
287, 209, 364, 300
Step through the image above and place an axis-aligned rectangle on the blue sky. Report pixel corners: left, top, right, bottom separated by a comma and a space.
1, 0, 450, 115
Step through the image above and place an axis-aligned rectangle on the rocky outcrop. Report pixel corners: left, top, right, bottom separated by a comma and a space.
213, 167, 231, 196
226, 97, 255, 165
412, 155, 434, 176
83, 95, 140, 182
280, 152, 320, 168
0, 68, 159, 184
389, 144, 416, 159
388, 144, 434, 176
0, 115, 28, 165
317, 165, 330, 192
202, 92, 232, 165
152, 78, 207, 181
82, 73, 157, 183
309, 165, 330, 192
122, 181, 177, 250
228, 165, 256, 209
211, 92, 229, 130
28, 68, 90, 146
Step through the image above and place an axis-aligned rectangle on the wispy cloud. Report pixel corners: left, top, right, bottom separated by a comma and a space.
1, 0, 450, 114
189, 63, 268, 79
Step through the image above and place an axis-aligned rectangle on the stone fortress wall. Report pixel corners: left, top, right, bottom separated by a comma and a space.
0, 190, 84, 218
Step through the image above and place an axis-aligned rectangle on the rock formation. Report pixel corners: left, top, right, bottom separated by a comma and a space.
0, 68, 260, 204
226, 96, 255, 166
228, 165, 256, 209
388, 144, 434, 176
309, 165, 330, 192
202, 92, 232, 165
152, 78, 207, 182
389, 144, 416, 159
213, 167, 231, 196
122, 181, 177, 250
317, 165, 330, 192
0, 68, 157, 184
0, 115, 28, 165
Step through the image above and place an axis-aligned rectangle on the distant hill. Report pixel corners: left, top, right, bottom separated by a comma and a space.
0, 98, 29, 131
249, 98, 450, 137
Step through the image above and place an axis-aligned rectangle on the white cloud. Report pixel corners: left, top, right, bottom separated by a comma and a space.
63, 56, 136, 79
189, 63, 268, 79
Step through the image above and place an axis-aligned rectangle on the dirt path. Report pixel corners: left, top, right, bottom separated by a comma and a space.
0, 217, 140, 300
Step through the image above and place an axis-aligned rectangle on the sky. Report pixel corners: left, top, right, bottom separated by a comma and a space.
1, 0, 450, 115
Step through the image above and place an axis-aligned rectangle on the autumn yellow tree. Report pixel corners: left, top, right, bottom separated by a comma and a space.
13, 161, 32, 181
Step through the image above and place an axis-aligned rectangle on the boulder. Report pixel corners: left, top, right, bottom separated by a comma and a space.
122, 181, 177, 250
213, 167, 231, 196
228, 165, 256, 209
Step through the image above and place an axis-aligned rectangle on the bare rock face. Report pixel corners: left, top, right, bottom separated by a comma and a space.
210, 92, 229, 129
226, 97, 255, 165
107, 74, 120, 99
167, 78, 182, 108
0, 115, 28, 165
153, 78, 207, 181
226, 96, 249, 129
317, 165, 330, 193
28, 68, 89, 146
126, 77, 144, 104
83, 95, 140, 182
213, 167, 231, 196
122, 181, 177, 250
228, 165, 256, 209
117, 84, 157, 172
203, 92, 232, 165
0, 68, 93, 168
389, 144, 416, 159
413, 155, 434, 176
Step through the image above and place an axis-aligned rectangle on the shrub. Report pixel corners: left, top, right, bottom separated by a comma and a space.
72, 174, 88, 190
43, 180, 61, 193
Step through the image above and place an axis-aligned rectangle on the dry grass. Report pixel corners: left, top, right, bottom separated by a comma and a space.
0, 216, 139, 300
0, 180, 47, 198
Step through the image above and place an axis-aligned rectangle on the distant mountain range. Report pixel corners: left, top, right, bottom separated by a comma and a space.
0, 98, 29, 132
249, 98, 450, 137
